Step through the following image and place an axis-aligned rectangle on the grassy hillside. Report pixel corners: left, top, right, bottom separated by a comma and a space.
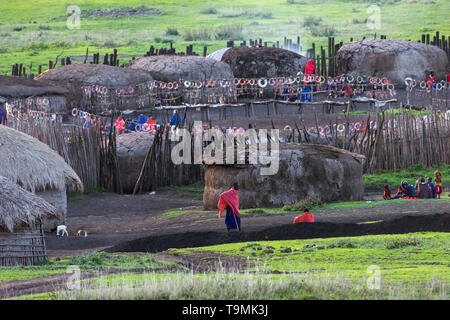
0, 0, 449, 75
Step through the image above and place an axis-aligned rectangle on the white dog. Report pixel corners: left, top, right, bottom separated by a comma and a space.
56, 225, 68, 237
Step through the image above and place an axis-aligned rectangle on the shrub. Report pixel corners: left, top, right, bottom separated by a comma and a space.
303, 15, 322, 27
13, 26, 25, 32
220, 8, 272, 19
385, 237, 422, 249
166, 27, 179, 36
310, 25, 336, 37
201, 6, 218, 14
214, 24, 244, 40
38, 25, 51, 30
282, 198, 323, 212
183, 28, 213, 41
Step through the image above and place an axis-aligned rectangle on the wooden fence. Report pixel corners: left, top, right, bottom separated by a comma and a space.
7, 117, 122, 193
10, 29, 449, 79
286, 111, 450, 173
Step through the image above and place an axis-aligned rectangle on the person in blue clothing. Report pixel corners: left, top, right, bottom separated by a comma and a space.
0, 106, 7, 124
169, 110, 182, 126
138, 114, 147, 125
427, 177, 436, 199
401, 181, 416, 197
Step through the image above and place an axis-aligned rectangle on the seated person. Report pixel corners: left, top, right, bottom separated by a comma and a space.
293, 208, 315, 223
392, 185, 405, 199
417, 177, 432, 198
383, 185, 392, 200
402, 181, 416, 198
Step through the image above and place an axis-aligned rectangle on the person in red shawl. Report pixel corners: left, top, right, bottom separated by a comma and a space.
293, 208, 315, 223
304, 59, 316, 75
218, 182, 241, 232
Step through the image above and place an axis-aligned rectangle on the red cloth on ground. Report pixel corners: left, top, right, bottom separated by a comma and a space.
426, 76, 436, 83
293, 211, 315, 223
402, 196, 419, 199
218, 188, 240, 218
304, 59, 316, 75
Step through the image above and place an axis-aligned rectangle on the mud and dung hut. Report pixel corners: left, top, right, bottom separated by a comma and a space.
0, 125, 83, 231
35, 64, 154, 113
0, 176, 59, 266
336, 39, 448, 86
0, 75, 68, 115
126, 55, 234, 82
218, 46, 308, 78
203, 143, 365, 209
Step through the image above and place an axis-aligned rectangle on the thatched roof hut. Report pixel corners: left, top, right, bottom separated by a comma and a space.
0, 125, 82, 193
0, 177, 59, 233
0, 75, 68, 114
0, 125, 83, 231
0, 176, 59, 265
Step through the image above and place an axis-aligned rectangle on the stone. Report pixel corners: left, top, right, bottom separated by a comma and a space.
203, 143, 365, 209
220, 47, 308, 78
294, 248, 300, 252
264, 249, 274, 254
303, 245, 310, 249
251, 252, 257, 257
257, 246, 263, 250
327, 244, 336, 249
336, 39, 448, 86
317, 246, 325, 250
281, 247, 292, 253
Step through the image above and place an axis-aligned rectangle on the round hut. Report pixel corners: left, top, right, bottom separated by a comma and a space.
126, 55, 234, 104
203, 143, 365, 209
0, 176, 59, 266
336, 39, 448, 86
116, 131, 156, 193
126, 55, 234, 82
217, 46, 308, 78
35, 64, 154, 113
0, 75, 68, 117
0, 125, 83, 231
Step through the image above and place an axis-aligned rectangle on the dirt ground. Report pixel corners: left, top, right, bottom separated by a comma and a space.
45, 189, 450, 257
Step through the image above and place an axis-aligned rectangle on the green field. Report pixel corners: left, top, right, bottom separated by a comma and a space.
0, 0, 449, 75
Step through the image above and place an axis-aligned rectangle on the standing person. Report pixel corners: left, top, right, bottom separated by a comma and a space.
293, 208, 315, 223
170, 110, 182, 127
434, 170, 443, 199
427, 177, 436, 199
218, 182, 241, 232
0, 106, 7, 125
304, 59, 316, 75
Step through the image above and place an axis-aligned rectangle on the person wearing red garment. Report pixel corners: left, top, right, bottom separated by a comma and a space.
304, 59, 316, 75
426, 71, 436, 84
293, 208, 315, 223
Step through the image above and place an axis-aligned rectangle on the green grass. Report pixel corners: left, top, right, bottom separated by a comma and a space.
161, 195, 450, 219
0, 252, 179, 283
171, 232, 450, 286
363, 163, 449, 187
0, 0, 449, 74
67, 187, 106, 202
